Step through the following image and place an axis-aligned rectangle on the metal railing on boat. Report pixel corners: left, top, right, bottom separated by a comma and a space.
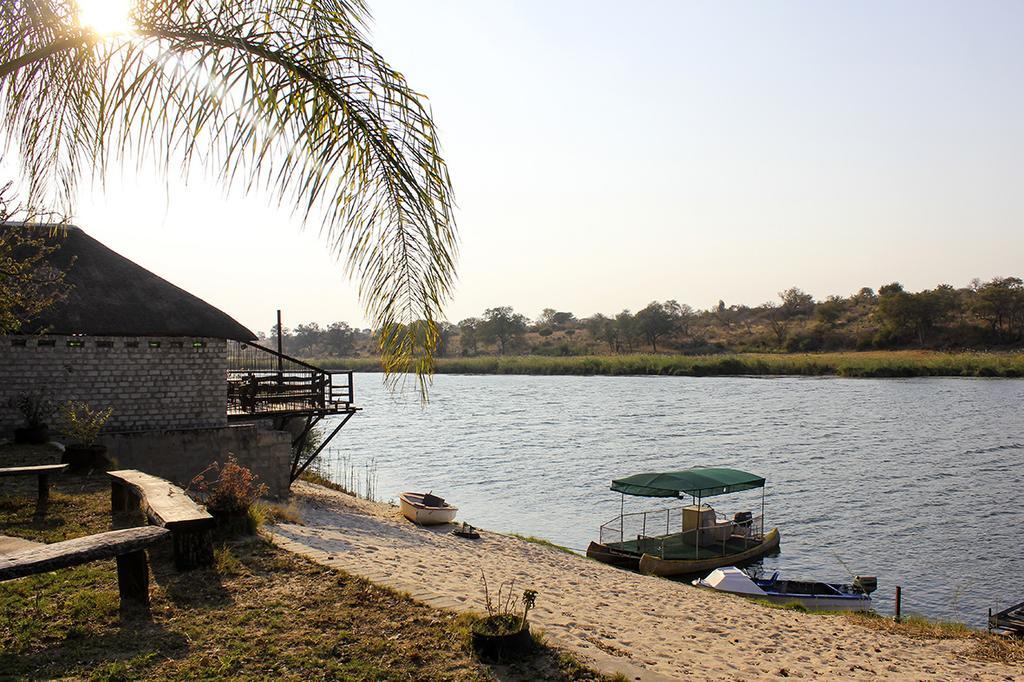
599, 505, 766, 560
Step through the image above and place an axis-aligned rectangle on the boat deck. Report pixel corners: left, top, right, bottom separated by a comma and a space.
606, 532, 763, 560
990, 599, 1024, 635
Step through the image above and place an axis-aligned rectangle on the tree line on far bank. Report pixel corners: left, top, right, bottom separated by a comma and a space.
264, 276, 1024, 359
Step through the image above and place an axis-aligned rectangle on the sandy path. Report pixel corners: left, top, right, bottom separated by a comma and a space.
268, 482, 1018, 682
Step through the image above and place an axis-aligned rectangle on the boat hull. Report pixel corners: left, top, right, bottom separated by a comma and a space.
637, 528, 781, 577
399, 493, 458, 525
586, 541, 641, 570
756, 592, 871, 612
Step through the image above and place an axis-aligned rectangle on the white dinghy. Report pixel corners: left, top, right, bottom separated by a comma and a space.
399, 491, 458, 526
694, 566, 875, 612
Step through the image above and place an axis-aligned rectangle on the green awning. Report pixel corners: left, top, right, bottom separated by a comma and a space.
610, 468, 765, 498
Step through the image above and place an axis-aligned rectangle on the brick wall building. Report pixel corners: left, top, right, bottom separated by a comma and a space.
0, 336, 227, 432
1, 223, 294, 496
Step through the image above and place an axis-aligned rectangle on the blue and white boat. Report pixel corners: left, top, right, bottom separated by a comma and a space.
693, 566, 875, 612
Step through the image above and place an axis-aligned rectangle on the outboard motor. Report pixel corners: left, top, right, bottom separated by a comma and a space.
853, 576, 877, 594
733, 511, 753, 528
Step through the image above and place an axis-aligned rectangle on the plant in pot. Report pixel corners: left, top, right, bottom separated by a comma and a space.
189, 455, 268, 536
470, 571, 538, 661
58, 401, 114, 470
10, 391, 55, 444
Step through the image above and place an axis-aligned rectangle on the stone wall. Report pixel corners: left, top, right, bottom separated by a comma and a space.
101, 424, 293, 498
0, 335, 227, 434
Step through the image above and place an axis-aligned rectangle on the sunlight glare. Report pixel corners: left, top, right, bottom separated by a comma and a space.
77, 0, 133, 35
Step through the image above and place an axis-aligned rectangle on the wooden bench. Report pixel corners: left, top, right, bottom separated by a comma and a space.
0, 526, 170, 614
107, 470, 214, 570
0, 464, 69, 503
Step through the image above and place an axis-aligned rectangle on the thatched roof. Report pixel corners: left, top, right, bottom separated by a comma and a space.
5, 223, 256, 340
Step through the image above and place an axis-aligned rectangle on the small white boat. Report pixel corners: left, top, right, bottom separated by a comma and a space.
399, 491, 458, 525
693, 566, 875, 612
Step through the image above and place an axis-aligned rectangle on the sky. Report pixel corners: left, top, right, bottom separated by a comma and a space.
56, 1, 1024, 333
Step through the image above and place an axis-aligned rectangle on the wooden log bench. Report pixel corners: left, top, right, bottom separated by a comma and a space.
0, 526, 170, 614
0, 464, 69, 503
107, 470, 214, 570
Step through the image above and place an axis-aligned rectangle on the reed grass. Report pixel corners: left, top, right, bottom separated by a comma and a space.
310, 351, 1024, 379
508, 534, 578, 556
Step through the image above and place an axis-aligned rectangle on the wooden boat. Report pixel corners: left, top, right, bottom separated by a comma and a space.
588, 467, 782, 577
693, 566, 875, 612
637, 528, 780, 577
399, 491, 457, 525
585, 541, 641, 571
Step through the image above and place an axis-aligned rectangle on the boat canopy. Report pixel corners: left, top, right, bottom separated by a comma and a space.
610, 468, 765, 498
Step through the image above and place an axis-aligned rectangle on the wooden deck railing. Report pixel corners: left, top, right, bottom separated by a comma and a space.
226, 341, 354, 419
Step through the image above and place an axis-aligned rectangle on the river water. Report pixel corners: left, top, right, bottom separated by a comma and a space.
318, 374, 1023, 626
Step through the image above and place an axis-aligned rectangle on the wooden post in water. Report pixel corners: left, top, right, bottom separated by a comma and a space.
895, 585, 902, 623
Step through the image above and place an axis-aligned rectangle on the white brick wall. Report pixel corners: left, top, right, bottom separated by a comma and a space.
0, 335, 228, 433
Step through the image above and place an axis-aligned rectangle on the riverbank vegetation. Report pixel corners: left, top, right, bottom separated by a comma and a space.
313, 351, 1024, 378
0, 445, 616, 681
270, 278, 1023, 364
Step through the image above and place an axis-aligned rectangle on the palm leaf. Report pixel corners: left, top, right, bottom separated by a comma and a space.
0, 0, 457, 393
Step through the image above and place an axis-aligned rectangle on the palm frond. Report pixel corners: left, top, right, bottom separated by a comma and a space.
0, 0, 457, 392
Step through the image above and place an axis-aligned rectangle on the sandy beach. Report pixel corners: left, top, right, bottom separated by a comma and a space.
268, 481, 1019, 682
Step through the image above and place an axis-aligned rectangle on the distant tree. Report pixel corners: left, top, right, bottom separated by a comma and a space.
615, 310, 639, 352
664, 299, 695, 340
267, 322, 292, 352
480, 307, 528, 354
815, 296, 846, 327
875, 283, 912, 342
583, 313, 619, 352
457, 317, 481, 356
435, 322, 457, 358
972, 277, 1024, 340
635, 301, 677, 352
762, 302, 788, 347
855, 287, 877, 302
779, 287, 815, 317
323, 322, 355, 357
536, 308, 557, 328
293, 322, 323, 355
551, 311, 576, 328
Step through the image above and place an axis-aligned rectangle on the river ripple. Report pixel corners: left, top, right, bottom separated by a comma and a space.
320, 374, 1024, 626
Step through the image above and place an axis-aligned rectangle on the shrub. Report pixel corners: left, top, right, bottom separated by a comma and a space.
11, 390, 54, 427
59, 401, 113, 446
189, 455, 268, 516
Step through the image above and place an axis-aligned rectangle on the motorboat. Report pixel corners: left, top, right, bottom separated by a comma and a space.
399, 491, 458, 525
693, 566, 875, 612
586, 467, 780, 577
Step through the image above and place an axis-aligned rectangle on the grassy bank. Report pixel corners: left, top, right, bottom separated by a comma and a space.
311, 350, 1024, 378
0, 446, 618, 681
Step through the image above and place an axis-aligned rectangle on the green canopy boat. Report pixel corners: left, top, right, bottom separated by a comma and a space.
586, 467, 780, 577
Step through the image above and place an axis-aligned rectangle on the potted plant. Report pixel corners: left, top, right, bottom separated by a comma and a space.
59, 401, 114, 470
189, 455, 268, 535
10, 391, 55, 444
471, 572, 538, 661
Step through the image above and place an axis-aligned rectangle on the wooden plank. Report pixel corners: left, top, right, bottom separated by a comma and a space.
107, 470, 213, 529
0, 464, 69, 477
0, 527, 169, 581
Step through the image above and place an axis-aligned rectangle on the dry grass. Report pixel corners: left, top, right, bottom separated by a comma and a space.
260, 500, 303, 525
0, 445, 617, 681
844, 612, 1024, 666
